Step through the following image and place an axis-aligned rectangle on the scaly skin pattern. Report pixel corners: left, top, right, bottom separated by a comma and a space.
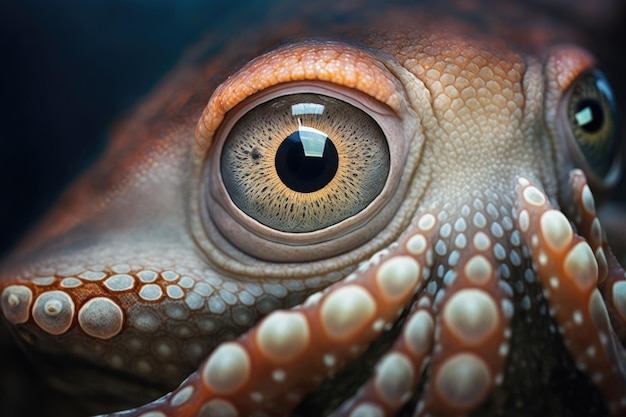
1, 1, 625, 416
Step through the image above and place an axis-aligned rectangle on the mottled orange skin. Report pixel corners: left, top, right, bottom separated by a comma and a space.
1, 1, 625, 417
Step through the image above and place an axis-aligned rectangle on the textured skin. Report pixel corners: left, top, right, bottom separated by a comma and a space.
1, 1, 625, 416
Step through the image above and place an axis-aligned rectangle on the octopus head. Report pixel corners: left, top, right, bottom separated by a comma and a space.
0, 37, 625, 417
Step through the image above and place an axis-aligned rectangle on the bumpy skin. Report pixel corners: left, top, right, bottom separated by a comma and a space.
1, 1, 625, 416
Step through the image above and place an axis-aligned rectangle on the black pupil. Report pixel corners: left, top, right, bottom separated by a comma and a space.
576, 98, 604, 133
275, 129, 338, 193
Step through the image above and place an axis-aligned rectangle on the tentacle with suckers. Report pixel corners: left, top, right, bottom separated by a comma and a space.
566, 170, 626, 345
416, 247, 512, 417
515, 171, 626, 414
96, 169, 626, 417
327, 294, 435, 417
96, 213, 443, 417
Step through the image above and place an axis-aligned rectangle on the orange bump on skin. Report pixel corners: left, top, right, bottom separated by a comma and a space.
255, 311, 310, 363
32, 291, 75, 335
463, 255, 493, 285
375, 256, 421, 302
563, 242, 599, 292
202, 342, 251, 394
78, 297, 124, 340
442, 289, 500, 345
434, 353, 492, 409
540, 210, 573, 253
404, 309, 434, 356
1, 285, 32, 324
320, 285, 377, 341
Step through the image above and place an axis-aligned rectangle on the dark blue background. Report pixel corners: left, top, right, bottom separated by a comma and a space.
0, 0, 249, 256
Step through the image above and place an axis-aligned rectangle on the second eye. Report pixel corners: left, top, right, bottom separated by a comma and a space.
220, 93, 390, 233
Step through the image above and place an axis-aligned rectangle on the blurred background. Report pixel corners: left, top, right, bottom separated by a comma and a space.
0, 0, 255, 257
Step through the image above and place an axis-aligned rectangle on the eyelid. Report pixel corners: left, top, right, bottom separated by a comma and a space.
544, 45, 621, 191
194, 41, 405, 157
545, 45, 596, 93
203, 82, 408, 261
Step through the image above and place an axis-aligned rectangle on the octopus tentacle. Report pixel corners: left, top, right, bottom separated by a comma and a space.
327, 295, 435, 417
98, 213, 442, 417
601, 243, 626, 344
515, 173, 626, 414
566, 169, 626, 344
566, 170, 610, 285
416, 239, 512, 416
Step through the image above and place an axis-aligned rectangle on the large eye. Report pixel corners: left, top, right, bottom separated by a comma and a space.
220, 93, 390, 233
204, 83, 407, 262
561, 70, 621, 187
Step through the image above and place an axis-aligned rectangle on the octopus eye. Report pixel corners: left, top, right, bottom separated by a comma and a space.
562, 70, 621, 187
220, 92, 390, 232
205, 83, 405, 262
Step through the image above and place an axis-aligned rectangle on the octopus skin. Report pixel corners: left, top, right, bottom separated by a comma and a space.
1, 1, 626, 416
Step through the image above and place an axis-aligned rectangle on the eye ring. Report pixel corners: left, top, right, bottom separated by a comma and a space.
203, 82, 408, 262
559, 69, 621, 189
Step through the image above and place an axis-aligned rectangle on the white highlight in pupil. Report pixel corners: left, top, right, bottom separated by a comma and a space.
297, 119, 328, 158
575, 107, 593, 127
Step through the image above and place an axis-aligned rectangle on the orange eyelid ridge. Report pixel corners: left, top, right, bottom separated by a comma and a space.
546, 45, 596, 92
194, 41, 403, 154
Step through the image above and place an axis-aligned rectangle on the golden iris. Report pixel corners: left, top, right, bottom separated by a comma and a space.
221, 93, 390, 233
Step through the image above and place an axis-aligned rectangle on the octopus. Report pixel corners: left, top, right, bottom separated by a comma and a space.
1, 1, 625, 416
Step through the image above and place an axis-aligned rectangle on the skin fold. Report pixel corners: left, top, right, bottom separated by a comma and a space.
1, 1, 625, 416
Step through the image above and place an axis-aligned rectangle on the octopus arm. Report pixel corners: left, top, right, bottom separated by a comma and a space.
515, 170, 626, 414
